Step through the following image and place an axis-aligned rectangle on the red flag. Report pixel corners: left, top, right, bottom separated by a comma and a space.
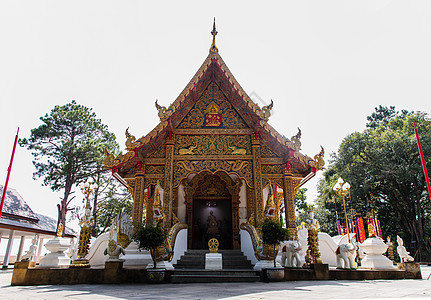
0, 128, 19, 218
414, 121, 431, 202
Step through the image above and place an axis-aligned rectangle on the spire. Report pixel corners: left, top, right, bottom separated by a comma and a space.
210, 18, 218, 53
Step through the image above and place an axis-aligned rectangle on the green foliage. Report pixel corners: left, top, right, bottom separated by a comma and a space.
261, 218, 288, 245
295, 188, 309, 226
133, 222, 166, 251
316, 107, 431, 260
19, 100, 118, 234
92, 175, 134, 236
133, 221, 166, 269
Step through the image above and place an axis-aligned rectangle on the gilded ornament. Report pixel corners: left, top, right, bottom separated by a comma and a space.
208, 238, 219, 253
291, 127, 302, 152
229, 145, 246, 155
178, 145, 196, 155
56, 223, 63, 237
155, 99, 173, 121
260, 99, 274, 121
125, 127, 143, 151
310, 146, 325, 170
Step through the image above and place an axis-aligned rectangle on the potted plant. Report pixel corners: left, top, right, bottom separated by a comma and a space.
261, 218, 289, 282
133, 221, 166, 283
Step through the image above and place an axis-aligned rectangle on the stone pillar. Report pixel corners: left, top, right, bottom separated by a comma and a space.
16, 236, 26, 262
36, 237, 44, 262
283, 175, 302, 238
2, 230, 15, 268
164, 139, 175, 228
252, 138, 264, 225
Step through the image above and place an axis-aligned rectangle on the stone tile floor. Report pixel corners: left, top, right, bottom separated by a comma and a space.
0, 267, 430, 299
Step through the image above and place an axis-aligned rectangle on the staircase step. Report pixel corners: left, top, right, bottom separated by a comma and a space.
174, 249, 254, 270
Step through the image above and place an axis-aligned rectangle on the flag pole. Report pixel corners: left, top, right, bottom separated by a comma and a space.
0, 128, 19, 218
414, 121, 431, 201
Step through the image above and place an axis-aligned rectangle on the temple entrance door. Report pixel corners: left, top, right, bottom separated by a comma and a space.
191, 174, 233, 250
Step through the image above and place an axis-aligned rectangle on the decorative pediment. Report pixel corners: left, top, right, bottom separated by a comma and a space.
176, 82, 249, 130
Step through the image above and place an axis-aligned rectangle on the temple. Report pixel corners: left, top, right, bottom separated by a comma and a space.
104, 20, 324, 252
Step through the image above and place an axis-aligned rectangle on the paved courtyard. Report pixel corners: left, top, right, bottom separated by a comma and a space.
0, 267, 430, 299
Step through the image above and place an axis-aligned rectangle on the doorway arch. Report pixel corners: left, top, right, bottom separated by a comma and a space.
183, 171, 241, 249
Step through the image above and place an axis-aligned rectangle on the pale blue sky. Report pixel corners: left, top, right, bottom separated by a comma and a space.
1, 1, 430, 221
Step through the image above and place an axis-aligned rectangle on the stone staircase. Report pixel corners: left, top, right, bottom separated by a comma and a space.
170, 250, 260, 283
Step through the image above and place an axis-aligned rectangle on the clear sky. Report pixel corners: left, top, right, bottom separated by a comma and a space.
1, 1, 430, 222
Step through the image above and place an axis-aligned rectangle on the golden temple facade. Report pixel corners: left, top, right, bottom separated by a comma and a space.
105, 20, 324, 250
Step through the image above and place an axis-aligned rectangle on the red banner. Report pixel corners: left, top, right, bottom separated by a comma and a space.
414, 121, 431, 202
0, 128, 19, 218
356, 217, 366, 242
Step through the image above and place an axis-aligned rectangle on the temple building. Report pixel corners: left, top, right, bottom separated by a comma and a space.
104, 21, 324, 252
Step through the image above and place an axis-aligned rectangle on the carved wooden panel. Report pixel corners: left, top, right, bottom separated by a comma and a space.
177, 82, 249, 129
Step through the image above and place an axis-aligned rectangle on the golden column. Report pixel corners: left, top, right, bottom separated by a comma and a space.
164, 139, 175, 228
131, 167, 145, 226
252, 137, 264, 225
283, 175, 301, 238
71, 179, 96, 268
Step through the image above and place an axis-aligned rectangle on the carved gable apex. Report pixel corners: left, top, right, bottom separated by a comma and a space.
176, 81, 249, 130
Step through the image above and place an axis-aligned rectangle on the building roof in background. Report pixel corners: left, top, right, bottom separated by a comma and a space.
0, 185, 75, 237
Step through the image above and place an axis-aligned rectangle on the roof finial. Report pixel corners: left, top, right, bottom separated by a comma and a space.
210, 17, 218, 53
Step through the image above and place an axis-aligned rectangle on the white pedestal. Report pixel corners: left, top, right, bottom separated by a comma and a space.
38, 237, 71, 268
360, 237, 395, 270
205, 253, 222, 270
146, 260, 174, 270
122, 242, 152, 267
254, 260, 281, 271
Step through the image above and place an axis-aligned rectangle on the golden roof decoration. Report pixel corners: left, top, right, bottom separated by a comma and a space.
125, 127, 143, 151
155, 99, 173, 122
104, 146, 135, 169
255, 99, 274, 121
104, 20, 324, 173
210, 18, 218, 53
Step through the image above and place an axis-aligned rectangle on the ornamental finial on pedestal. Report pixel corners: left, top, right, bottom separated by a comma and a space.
210, 18, 218, 53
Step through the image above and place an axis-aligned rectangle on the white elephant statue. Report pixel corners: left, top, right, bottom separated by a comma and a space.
336, 243, 357, 269
396, 235, 414, 262
281, 240, 303, 268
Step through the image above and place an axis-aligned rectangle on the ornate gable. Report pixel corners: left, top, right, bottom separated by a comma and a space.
177, 81, 249, 130
105, 21, 325, 181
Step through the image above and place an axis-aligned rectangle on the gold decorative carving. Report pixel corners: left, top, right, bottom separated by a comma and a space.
178, 145, 196, 155
229, 146, 246, 155
155, 99, 173, 121
291, 127, 302, 152
255, 99, 273, 121
175, 129, 253, 135
310, 146, 325, 170
262, 164, 284, 175
261, 142, 278, 158
125, 127, 143, 151
104, 147, 135, 169
164, 142, 175, 227
177, 82, 248, 129
125, 178, 136, 195
175, 135, 251, 156
173, 159, 252, 188
252, 141, 264, 224
208, 238, 219, 253
148, 144, 166, 158
283, 176, 302, 237
132, 176, 144, 225
145, 165, 165, 175
183, 171, 242, 249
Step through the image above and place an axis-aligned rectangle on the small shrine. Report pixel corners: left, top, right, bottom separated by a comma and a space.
104, 20, 325, 252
